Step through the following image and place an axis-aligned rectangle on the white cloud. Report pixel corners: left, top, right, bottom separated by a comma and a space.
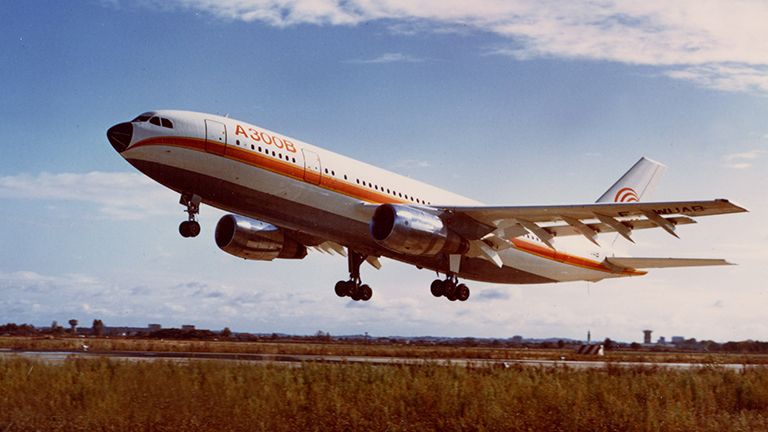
392, 159, 431, 169
665, 64, 768, 93
723, 149, 766, 169
160, 0, 768, 93
345, 52, 427, 64
0, 172, 176, 220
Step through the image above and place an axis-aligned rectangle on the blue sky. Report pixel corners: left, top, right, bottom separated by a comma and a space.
1, 1, 766, 342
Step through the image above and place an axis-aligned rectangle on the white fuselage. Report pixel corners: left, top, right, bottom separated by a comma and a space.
113, 110, 640, 284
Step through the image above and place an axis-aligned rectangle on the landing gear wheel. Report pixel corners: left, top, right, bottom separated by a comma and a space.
359, 284, 373, 301
444, 280, 457, 301
179, 193, 202, 239
431, 275, 469, 302
350, 285, 362, 301
178, 221, 201, 238
457, 284, 470, 302
334, 250, 374, 301
430, 279, 445, 297
179, 221, 191, 238
334, 281, 348, 297
187, 221, 200, 237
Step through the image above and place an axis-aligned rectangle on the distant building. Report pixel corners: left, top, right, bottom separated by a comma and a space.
181, 325, 195, 331
148, 324, 162, 332
671, 336, 685, 344
657, 336, 666, 345
643, 330, 652, 344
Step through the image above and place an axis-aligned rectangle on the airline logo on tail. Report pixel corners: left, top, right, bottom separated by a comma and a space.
614, 187, 639, 203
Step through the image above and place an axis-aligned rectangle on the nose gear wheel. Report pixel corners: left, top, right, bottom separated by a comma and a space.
179, 193, 202, 238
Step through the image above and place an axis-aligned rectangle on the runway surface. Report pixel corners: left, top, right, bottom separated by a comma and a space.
0, 348, 762, 370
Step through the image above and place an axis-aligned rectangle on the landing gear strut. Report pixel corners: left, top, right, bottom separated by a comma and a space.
178, 193, 201, 238
334, 250, 373, 301
430, 274, 470, 302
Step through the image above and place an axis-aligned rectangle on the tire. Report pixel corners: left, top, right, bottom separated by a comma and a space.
350, 284, 362, 301
334, 281, 347, 297
188, 221, 201, 237
179, 221, 191, 238
430, 279, 444, 297
443, 280, 457, 300
457, 284, 470, 302
359, 284, 373, 301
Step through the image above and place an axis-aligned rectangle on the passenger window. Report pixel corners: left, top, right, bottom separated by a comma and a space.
149, 117, 161, 126
161, 118, 173, 128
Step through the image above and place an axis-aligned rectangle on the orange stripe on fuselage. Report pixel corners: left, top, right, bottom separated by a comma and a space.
129, 136, 407, 205
510, 238, 645, 276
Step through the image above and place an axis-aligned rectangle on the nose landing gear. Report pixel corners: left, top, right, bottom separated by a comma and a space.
179, 193, 202, 238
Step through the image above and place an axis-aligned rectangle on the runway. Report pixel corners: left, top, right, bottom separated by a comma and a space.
0, 348, 761, 370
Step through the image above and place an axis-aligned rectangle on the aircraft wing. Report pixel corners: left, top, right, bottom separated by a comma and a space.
436, 199, 747, 248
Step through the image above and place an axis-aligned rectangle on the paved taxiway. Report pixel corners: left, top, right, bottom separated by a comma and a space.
0, 349, 762, 370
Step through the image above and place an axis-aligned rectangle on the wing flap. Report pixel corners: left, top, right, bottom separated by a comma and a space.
546, 216, 696, 238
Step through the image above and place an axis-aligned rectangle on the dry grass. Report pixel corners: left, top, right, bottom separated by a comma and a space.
2, 336, 767, 365
0, 357, 767, 431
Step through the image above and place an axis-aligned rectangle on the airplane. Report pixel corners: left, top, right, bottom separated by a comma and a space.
107, 110, 747, 302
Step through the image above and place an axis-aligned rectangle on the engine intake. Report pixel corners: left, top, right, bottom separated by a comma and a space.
370, 204, 467, 256
215, 214, 307, 260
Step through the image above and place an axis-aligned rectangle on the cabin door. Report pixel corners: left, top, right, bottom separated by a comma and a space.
302, 149, 322, 185
204, 119, 227, 155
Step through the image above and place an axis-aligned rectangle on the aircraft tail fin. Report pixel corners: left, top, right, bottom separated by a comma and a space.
596, 157, 667, 203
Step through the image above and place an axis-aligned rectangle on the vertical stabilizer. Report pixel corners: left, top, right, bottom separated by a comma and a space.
596, 157, 666, 203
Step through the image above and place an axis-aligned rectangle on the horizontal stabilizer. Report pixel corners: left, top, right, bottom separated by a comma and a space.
605, 257, 733, 271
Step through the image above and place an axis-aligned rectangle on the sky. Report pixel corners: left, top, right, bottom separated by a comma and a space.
1, 0, 766, 342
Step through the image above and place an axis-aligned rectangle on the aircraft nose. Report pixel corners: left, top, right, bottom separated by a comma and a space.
107, 122, 133, 153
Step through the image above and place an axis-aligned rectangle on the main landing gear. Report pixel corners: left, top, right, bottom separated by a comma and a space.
335, 250, 373, 301
178, 193, 201, 238
430, 275, 470, 302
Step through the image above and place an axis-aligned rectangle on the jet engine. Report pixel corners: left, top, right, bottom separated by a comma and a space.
370, 204, 467, 256
215, 214, 307, 260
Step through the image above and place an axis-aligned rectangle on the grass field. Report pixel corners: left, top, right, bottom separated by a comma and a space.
3, 336, 768, 365
1, 357, 767, 431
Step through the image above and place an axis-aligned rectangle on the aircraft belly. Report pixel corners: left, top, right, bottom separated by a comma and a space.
123, 145, 560, 284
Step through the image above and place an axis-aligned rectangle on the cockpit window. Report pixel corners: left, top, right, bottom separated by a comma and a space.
149, 117, 161, 126
131, 113, 153, 122
161, 118, 173, 128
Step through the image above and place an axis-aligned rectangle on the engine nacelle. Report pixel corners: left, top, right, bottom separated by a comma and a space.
370, 204, 467, 256
215, 214, 307, 260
